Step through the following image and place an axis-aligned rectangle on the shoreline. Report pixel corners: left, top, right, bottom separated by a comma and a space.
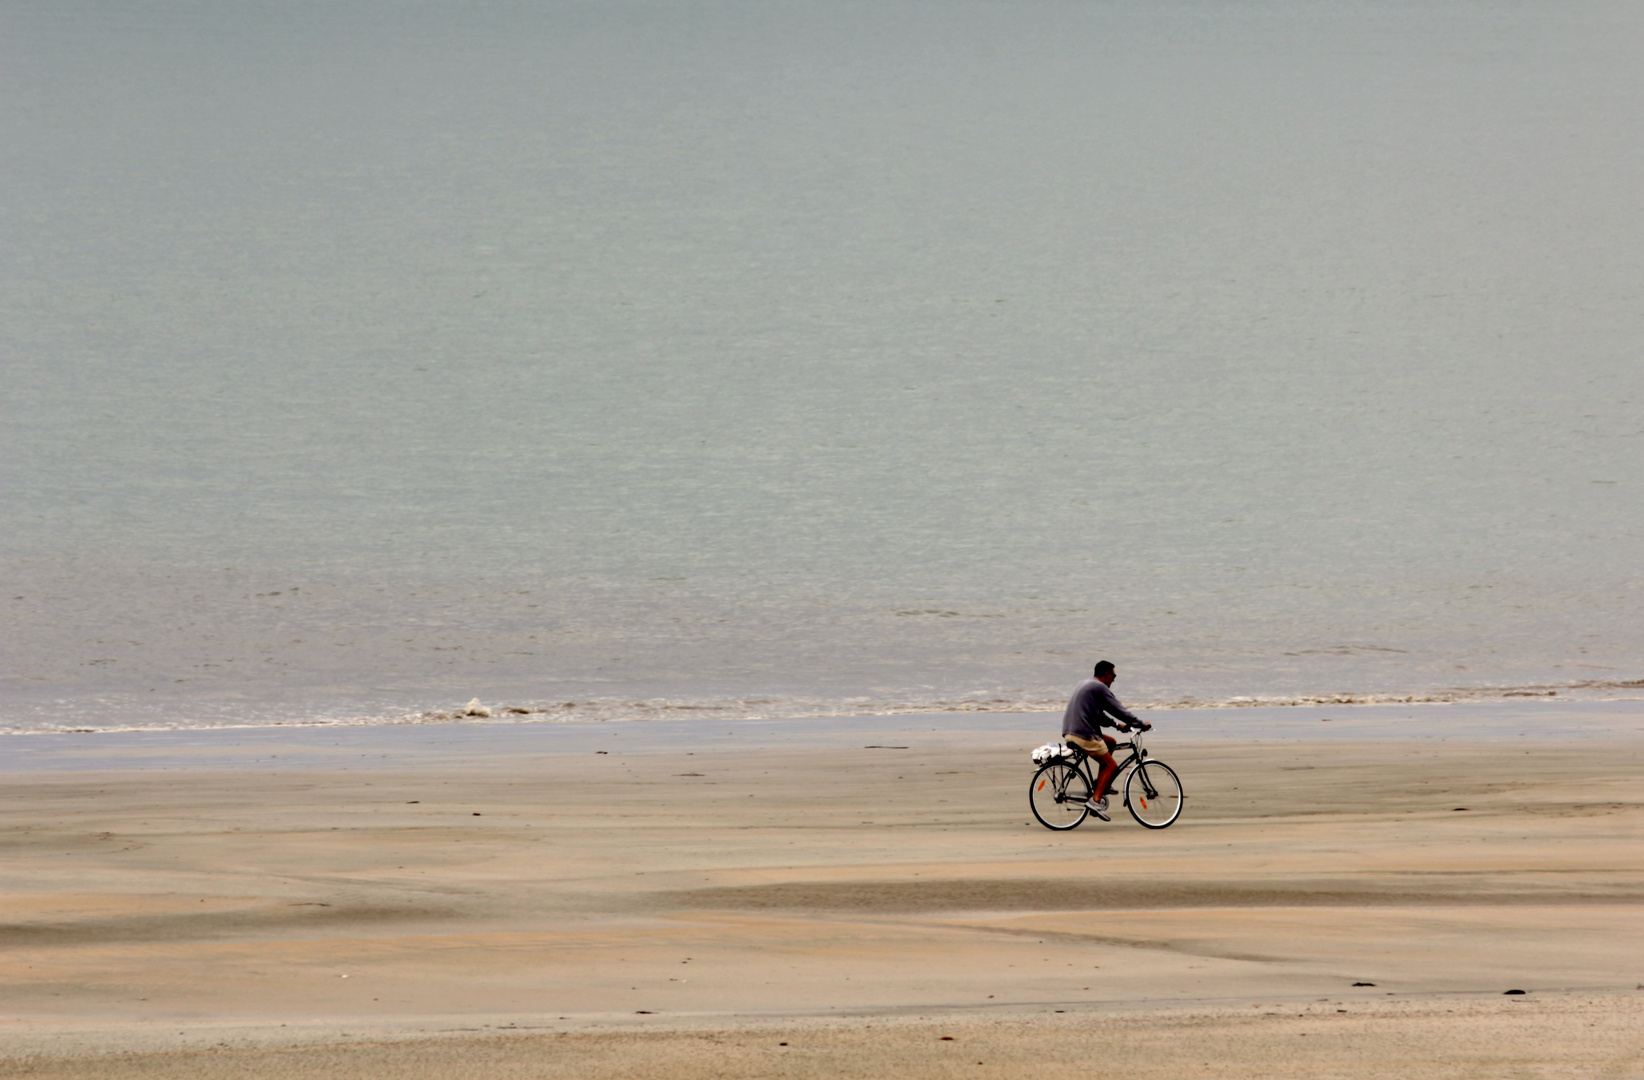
5, 697, 1642, 773
6, 678, 1642, 738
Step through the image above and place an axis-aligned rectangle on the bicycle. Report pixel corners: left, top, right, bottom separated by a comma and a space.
1029, 726, 1183, 830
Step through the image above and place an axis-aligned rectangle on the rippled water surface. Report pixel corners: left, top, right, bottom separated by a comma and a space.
4, 1, 1642, 731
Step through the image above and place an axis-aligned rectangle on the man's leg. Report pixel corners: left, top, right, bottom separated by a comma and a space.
1092, 752, 1120, 802
1099, 735, 1119, 795
1064, 735, 1118, 817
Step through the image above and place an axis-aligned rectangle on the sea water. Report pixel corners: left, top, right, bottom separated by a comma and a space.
4, 0, 1642, 733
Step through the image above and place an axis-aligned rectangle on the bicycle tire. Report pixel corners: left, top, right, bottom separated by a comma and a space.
1030, 761, 1093, 830
1124, 758, 1183, 828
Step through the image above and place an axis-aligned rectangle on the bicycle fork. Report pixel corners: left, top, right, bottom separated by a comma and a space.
1131, 762, 1160, 805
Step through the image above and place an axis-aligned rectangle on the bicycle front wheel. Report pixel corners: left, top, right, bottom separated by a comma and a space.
1124, 759, 1183, 828
1030, 761, 1093, 830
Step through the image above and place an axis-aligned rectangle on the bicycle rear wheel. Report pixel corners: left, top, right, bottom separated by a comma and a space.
1030, 761, 1093, 830
1124, 759, 1183, 828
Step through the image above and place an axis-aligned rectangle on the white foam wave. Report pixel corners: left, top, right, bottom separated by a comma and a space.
4, 679, 1643, 736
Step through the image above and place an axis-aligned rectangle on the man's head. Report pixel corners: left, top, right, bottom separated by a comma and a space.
1093, 660, 1116, 685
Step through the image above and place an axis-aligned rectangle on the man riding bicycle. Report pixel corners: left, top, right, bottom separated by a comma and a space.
1061, 660, 1150, 821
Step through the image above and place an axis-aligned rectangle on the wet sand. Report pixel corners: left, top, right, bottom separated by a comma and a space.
3, 716, 1642, 1077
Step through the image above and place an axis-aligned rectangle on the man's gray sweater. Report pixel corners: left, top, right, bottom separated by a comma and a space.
1061, 678, 1139, 741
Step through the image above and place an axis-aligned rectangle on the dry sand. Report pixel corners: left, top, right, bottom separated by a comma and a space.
3, 719, 1642, 1077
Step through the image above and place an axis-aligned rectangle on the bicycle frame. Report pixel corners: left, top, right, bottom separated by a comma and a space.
1065, 730, 1150, 796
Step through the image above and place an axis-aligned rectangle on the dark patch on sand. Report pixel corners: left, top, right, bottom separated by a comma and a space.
657, 878, 1644, 913
0, 903, 459, 947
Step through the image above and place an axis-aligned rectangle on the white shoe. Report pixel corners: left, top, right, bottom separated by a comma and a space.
1085, 796, 1110, 821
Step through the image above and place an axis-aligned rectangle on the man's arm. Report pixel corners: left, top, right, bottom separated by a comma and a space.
1095, 683, 1141, 729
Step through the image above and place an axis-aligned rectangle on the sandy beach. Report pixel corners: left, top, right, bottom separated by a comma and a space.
4, 710, 1642, 1078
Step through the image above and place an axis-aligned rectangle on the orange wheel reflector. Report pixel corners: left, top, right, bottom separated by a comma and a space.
1037, 780, 1046, 791
1140, 798, 1148, 808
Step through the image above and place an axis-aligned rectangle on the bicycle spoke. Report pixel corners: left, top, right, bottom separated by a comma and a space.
1124, 760, 1183, 828
1030, 762, 1092, 830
